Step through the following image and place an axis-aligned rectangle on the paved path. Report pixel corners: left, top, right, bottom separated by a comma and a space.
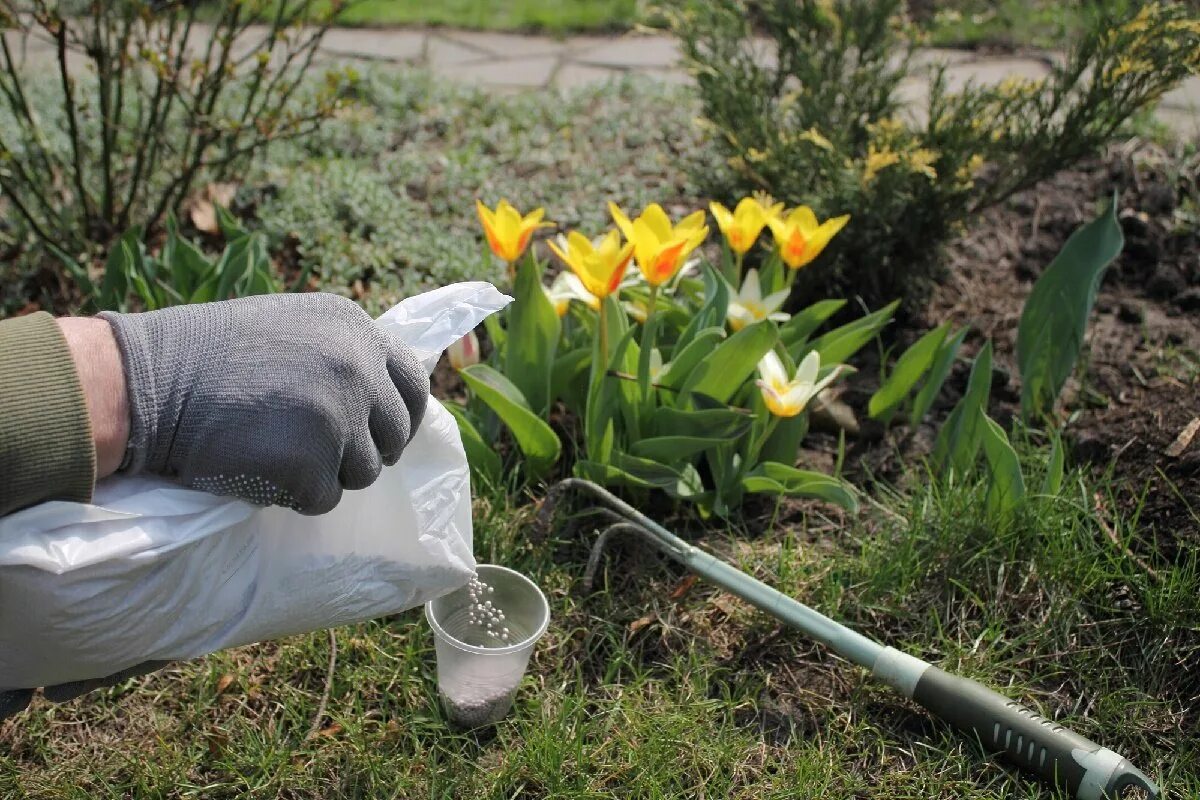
314, 27, 1200, 140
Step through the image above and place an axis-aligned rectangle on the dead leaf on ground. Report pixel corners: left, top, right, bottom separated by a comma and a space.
214, 674, 236, 695
669, 574, 698, 600
629, 613, 656, 633
1165, 417, 1200, 458
187, 182, 240, 235
318, 723, 343, 738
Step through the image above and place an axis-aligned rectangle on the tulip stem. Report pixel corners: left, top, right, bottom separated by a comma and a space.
734, 415, 781, 489
638, 284, 659, 400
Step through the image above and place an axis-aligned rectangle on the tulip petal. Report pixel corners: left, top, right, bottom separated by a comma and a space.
641, 203, 674, 241
796, 350, 820, 385
609, 202, 635, 242
757, 351, 789, 387
740, 268, 762, 302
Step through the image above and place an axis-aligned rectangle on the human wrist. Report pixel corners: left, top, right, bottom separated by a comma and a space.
56, 316, 130, 478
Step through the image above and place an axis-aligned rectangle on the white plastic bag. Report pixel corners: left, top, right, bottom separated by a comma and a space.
0, 282, 511, 690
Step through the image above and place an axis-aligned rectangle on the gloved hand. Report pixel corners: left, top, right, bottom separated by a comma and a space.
99, 293, 429, 515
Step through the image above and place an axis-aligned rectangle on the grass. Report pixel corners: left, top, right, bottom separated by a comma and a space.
3, 449, 1195, 798
252, 0, 645, 33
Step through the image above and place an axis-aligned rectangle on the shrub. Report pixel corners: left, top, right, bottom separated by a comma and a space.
666, 0, 1200, 311
0, 0, 352, 264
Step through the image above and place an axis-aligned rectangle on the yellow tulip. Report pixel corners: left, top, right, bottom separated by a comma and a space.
726, 269, 790, 332
756, 351, 846, 418
609, 201, 708, 287
767, 206, 850, 270
546, 230, 633, 301
545, 269, 600, 317
476, 199, 549, 264
709, 197, 774, 255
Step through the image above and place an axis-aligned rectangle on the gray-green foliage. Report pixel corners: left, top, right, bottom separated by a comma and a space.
253, 69, 708, 313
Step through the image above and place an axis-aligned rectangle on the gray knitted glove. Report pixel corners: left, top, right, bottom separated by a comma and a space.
99, 293, 429, 515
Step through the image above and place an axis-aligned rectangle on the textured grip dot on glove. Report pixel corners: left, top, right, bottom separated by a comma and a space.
100, 293, 429, 515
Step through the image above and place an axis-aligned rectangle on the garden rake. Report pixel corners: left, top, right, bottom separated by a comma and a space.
539, 479, 1159, 800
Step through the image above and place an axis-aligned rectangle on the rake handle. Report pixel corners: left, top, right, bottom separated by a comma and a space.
908, 663, 1158, 799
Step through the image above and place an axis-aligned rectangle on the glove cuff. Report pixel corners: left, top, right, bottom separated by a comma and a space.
97, 311, 158, 474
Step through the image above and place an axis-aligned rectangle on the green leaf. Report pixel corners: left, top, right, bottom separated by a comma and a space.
214, 233, 269, 300
215, 204, 247, 240
680, 320, 777, 405
933, 340, 993, 476
910, 326, 969, 427
742, 462, 858, 512
868, 322, 951, 421
1042, 432, 1065, 496
675, 263, 729, 352
460, 364, 561, 474
551, 347, 591, 411
758, 413, 808, 465
779, 299, 845, 347
164, 214, 214, 299
505, 257, 560, 415
798, 300, 899, 365
659, 327, 726, 389
637, 311, 660, 399
650, 406, 753, 440
980, 414, 1026, 517
608, 450, 704, 498
483, 313, 507, 360
444, 402, 502, 485
631, 434, 727, 462
99, 228, 143, 311
1017, 193, 1124, 421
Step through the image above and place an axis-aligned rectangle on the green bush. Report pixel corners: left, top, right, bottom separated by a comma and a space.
666, 0, 1200, 311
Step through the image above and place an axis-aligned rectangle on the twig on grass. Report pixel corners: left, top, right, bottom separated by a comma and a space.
306, 628, 338, 741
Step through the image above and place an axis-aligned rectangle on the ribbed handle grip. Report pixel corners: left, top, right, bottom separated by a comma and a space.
912, 667, 1158, 799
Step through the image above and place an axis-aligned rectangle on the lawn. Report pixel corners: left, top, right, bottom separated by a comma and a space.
2, 464, 1195, 797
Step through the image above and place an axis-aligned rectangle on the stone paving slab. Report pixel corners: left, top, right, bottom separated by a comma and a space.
442, 54, 560, 88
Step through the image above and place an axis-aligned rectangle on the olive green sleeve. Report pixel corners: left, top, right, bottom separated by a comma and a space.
0, 312, 95, 516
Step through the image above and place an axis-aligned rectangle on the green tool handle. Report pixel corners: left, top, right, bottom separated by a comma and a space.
894, 659, 1159, 799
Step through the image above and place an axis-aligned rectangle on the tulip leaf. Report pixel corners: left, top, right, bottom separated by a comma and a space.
649, 406, 753, 440
483, 313, 506, 359
680, 320, 778, 405
742, 462, 858, 512
980, 413, 1026, 517
909, 326, 969, 427
675, 262, 730, 353
506, 257, 560, 416
631, 435, 727, 462
578, 452, 703, 498
933, 340, 993, 476
779, 299, 846, 347
1042, 431, 1065, 496
798, 300, 899, 365
868, 322, 951, 422
659, 327, 726, 389
460, 364, 561, 474
1017, 193, 1124, 422
444, 402, 502, 485
552, 347, 591, 411
758, 413, 809, 466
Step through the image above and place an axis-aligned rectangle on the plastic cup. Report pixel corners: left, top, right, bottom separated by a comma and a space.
425, 564, 550, 728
